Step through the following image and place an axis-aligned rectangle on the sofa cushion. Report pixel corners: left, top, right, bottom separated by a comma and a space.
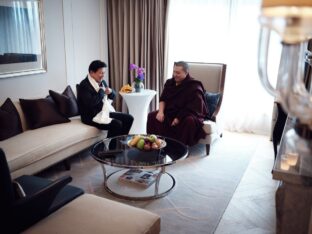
204, 91, 221, 120
49, 86, 79, 118
13, 102, 29, 131
0, 98, 23, 141
19, 97, 70, 129
23, 194, 161, 234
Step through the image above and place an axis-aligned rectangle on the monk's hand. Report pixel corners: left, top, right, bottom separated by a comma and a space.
171, 118, 179, 126
156, 111, 165, 122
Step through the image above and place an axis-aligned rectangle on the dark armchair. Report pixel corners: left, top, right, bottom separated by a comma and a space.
0, 148, 84, 233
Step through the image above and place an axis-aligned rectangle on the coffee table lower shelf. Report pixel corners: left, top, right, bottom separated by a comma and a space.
103, 168, 175, 201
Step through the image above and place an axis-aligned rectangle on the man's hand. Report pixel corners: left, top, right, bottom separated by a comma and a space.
156, 111, 165, 122
104, 87, 112, 95
171, 118, 179, 126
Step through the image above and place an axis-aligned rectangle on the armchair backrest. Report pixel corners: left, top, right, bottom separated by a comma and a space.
0, 148, 73, 233
188, 62, 227, 120
0, 148, 15, 232
0, 148, 15, 206
188, 62, 226, 94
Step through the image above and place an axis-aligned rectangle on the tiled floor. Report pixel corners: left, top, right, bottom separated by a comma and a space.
214, 133, 279, 234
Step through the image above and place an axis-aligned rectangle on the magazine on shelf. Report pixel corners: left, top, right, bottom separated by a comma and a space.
119, 169, 159, 188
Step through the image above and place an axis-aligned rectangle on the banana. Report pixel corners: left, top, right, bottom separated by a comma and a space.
130, 135, 141, 146
120, 84, 133, 93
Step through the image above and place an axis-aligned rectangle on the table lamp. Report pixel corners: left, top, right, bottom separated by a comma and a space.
258, 0, 312, 174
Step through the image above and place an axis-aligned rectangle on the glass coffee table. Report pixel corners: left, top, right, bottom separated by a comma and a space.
91, 135, 188, 200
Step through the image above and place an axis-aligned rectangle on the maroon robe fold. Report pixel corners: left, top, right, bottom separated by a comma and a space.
147, 74, 208, 146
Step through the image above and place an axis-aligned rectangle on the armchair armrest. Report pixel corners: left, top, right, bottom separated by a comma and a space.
9, 175, 72, 233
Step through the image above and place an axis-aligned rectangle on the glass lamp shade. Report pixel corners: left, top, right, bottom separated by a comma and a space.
258, 0, 312, 124
259, 0, 312, 44
258, 28, 312, 124
258, 0, 312, 176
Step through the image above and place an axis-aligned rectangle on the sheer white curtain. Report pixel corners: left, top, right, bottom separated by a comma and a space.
167, 0, 282, 135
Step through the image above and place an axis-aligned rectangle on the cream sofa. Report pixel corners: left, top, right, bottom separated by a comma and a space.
1, 99, 161, 234
0, 101, 107, 179
23, 194, 160, 234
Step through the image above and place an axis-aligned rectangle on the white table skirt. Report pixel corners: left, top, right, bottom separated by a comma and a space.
119, 89, 156, 134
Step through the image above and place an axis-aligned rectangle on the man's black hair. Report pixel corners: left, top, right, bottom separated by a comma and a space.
88, 60, 107, 73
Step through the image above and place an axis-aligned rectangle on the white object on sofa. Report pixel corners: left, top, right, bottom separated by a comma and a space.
188, 62, 227, 156
92, 96, 112, 124
23, 194, 160, 234
0, 101, 107, 179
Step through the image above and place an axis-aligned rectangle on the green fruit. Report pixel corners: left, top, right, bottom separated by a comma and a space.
136, 139, 145, 150
148, 134, 157, 143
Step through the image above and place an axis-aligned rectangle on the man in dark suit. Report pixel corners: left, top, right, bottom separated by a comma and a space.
77, 60, 133, 138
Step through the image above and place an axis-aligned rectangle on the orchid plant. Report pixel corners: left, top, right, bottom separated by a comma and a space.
129, 63, 145, 84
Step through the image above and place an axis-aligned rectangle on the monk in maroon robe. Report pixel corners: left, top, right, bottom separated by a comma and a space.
147, 61, 208, 146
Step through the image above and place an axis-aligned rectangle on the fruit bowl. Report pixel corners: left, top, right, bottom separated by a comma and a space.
127, 135, 166, 151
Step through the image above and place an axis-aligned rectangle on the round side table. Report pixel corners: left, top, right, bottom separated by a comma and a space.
119, 89, 156, 134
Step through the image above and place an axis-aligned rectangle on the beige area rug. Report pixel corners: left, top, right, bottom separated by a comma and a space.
38, 131, 270, 234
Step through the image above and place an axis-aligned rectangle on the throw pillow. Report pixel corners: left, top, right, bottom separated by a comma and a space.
19, 97, 70, 129
204, 92, 221, 120
0, 98, 23, 141
49, 85, 79, 118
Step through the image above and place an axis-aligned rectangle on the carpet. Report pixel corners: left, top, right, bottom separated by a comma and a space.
39, 132, 266, 234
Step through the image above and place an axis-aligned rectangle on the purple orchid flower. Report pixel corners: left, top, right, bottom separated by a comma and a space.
137, 73, 144, 81
137, 67, 145, 75
130, 63, 145, 82
129, 64, 138, 70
